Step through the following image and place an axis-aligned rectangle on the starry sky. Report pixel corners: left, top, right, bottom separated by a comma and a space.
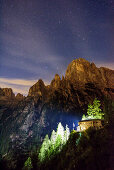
0, 0, 114, 95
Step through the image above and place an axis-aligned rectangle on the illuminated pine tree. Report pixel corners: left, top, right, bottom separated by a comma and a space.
38, 135, 50, 162
54, 134, 62, 152
87, 104, 94, 116
50, 130, 56, 145
87, 98, 104, 119
82, 114, 87, 120
23, 157, 33, 170
38, 122, 70, 162
56, 122, 65, 144
64, 124, 70, 142
48, 130, 57, 158
82, 98, 104, 120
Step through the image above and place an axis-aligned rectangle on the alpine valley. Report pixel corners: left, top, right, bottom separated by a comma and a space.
0, 58, 114, 169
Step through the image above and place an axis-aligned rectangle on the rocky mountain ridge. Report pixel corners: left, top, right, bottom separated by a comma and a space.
0, 88, 25, 100
28, 58, 114, 102
0, 58, 113, 101
0, 58, 113, 164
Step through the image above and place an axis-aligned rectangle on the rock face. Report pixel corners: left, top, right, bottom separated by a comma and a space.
99, 67, 114, 88
26, 59, 114, 103
26, 58, 113, 113
65, 58, 114, 88
16, 93, 24, 100
2, 88, 15, 98
28, 79, 47, 97
50, 74, 61, 89
0, 88, 5, 96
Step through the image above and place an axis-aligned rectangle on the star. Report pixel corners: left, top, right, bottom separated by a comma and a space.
58, 20, 62, 24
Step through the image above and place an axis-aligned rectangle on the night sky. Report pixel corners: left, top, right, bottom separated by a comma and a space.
0, 0, 114, 95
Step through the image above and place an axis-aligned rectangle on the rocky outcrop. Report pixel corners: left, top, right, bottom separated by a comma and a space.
16, 93, 25, 100
65, 58, 114, 89
26, 58, 113, 111
50, 74, 61, 89
99, 67, 114, 88
2, 88, 15, 98
0, 88, 5, 96
28, 79, 47, 98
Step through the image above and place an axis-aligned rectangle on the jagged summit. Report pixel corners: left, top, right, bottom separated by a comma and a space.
16, 93, 24, 100
50, 74, 61, 89
27, 58, 113, 97
54, 74, 61, 80
0, 88, 15, 98
0, 58, 113, 98
28, 79, 47, 97
65, 58, 114, 88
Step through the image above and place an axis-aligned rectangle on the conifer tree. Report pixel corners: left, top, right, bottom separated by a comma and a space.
38, 135, 50, 162
65, 124, 70, 141
82, 98, 104, 120
50, 130, 56, 145
38, 122, 70, 162
54, 134, 62, 152
23, 157, 33, 170
56, 122, 65, 144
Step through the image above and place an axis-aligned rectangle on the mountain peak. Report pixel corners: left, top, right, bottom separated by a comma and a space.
37, 79, 45, 85
28, 79, 46, 97
16, 93, 24, 100
50, 74, 61, 89
26, 58, 113, 98
54, 74, 61, 81
2, 88, 15, 98
65, 58, 114, 88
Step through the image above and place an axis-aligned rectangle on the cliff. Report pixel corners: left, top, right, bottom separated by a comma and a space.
65, 58, 113, 88
26, 58, 113, 110
28, 79, 47, 98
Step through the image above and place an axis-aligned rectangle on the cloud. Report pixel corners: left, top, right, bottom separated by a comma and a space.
0, 78, 49, 96
96, 62, 114, 70
0, 78, 38, 86
0, 82, 28, 95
